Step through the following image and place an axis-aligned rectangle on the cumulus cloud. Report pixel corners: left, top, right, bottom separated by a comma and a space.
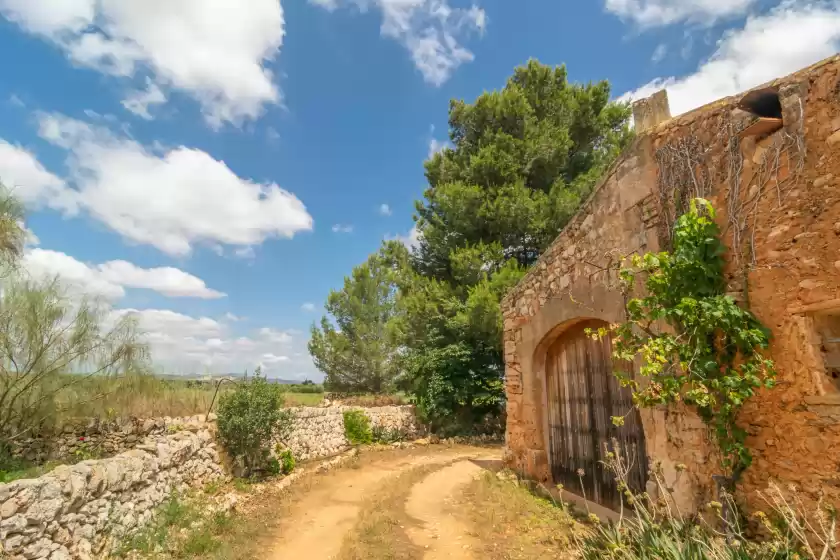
379, 203, 392, 216
301, 302, 316, 312
388, 224, 421, 250
121, 78, 167, 120
0, 140, 77, 212
428, 136, 451, 158
30, 113, 312, 256
619, 3, 840, 117
23, 248, 226, 300
0, 0, 285, 126
603, 0, 757, 27
310, 0, 486, 86
332, 224, 354, 233
97, 260, 226, 299
111, 308, 316, 378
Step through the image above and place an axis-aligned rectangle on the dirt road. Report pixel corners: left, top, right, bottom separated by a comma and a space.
264, 445, 501, 560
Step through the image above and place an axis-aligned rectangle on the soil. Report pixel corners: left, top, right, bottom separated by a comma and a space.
263, 445, 501, 560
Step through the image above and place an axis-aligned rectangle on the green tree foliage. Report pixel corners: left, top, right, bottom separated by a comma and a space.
417, 59, 633, 278
308, 243, 406, 393
395, 60, 632, 432
310, 61, 631, 434
216, 368, 292, 477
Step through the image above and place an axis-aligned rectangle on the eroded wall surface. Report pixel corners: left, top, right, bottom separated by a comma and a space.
503, 55, 840, 514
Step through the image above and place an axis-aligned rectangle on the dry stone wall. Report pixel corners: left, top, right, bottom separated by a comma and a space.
11, 415, 215, 464
285, 406, 419, 461
0, 426, 222, 560
0, 405, 418, 559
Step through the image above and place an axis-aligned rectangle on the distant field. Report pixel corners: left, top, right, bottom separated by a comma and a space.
282, 392, 325, 407
47, 374, 325, 423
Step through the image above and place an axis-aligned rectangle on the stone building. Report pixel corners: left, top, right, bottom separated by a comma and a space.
502, 55, 840, 515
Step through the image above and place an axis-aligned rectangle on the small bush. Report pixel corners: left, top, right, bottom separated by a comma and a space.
216, 368, 292, 477
279, 448, 295, 474
343, 409, 372, 444
265, 456, 282, 476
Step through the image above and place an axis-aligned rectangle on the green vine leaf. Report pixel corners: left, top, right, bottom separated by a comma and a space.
600, 198, 776, 482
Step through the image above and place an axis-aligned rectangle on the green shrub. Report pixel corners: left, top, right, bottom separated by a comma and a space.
265, 456, 281, 476
216, 368, 292, 477
343, 409, 372, 445
279, 448, 295, 474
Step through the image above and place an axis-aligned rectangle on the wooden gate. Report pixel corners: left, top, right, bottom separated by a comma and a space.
545, 320, 648, 511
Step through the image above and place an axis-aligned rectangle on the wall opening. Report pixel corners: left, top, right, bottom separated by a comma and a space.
543, 319, 648, 512
738, 87, 784, 138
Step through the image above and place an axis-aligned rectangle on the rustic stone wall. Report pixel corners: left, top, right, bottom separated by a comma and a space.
0, 405, 418, 559
13, 406, 419, 466
502, 55, 840, 515
284, 406, 419, 461
0, 425, 223, 560
11, 415, 214, 464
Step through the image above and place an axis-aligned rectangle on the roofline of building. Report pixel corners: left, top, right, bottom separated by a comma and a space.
501, 53, 840, 309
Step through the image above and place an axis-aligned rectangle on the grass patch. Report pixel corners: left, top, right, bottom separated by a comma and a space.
281, 392, 324, 407
337, 463, 446, 560
453, 472, 581, 559
0, 457, 65, 483
117, 488, 241, 559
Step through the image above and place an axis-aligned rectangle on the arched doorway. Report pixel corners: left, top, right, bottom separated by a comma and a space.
545, 319, 648, 511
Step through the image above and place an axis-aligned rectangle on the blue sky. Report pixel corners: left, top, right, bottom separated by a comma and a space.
0, 0, 838, 380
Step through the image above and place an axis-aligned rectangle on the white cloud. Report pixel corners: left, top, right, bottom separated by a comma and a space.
379, 203, 392, 216
301, 302, 316, 312
428, 137, 450, 158
23, 225, 39, 247
110, 309, 318, 378
224, 312, 243, 322
31, 113, 312, 256
259, 327, 294, 343
9, 94, 24, 108
332, 224, 354, 233
234, 246, 256, 260
311, 0, 486, 86
603, 0, 757, 27
24, 248, 126, 301
651, 43, 668, 63
0, 141, 77, 212
388, 224, 421, 250
22, 248, 226, 300
261, 353, 290, 363
122, 78, 167, 120
114, 308, 317, 378
619, 3, 840, 117
0, 0, 285, 126
97, 260, 226, 299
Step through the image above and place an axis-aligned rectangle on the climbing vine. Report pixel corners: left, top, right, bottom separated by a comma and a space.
591, 199, 776, 483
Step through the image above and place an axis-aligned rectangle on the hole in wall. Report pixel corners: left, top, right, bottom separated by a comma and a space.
739, 87, 783, 119
737, 87, 784, 138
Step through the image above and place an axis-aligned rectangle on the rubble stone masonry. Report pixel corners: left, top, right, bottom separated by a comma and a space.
502, 55, 840, 515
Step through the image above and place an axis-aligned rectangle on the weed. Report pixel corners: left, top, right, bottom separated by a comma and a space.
343, 410, 372, 445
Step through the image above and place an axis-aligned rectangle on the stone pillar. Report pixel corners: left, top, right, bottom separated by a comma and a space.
633, 89, 671, 133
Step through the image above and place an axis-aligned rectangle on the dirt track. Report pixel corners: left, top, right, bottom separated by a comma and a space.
264, 446, 501, 559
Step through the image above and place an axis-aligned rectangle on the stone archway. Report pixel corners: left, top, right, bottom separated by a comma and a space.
542, 319, 648, 511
